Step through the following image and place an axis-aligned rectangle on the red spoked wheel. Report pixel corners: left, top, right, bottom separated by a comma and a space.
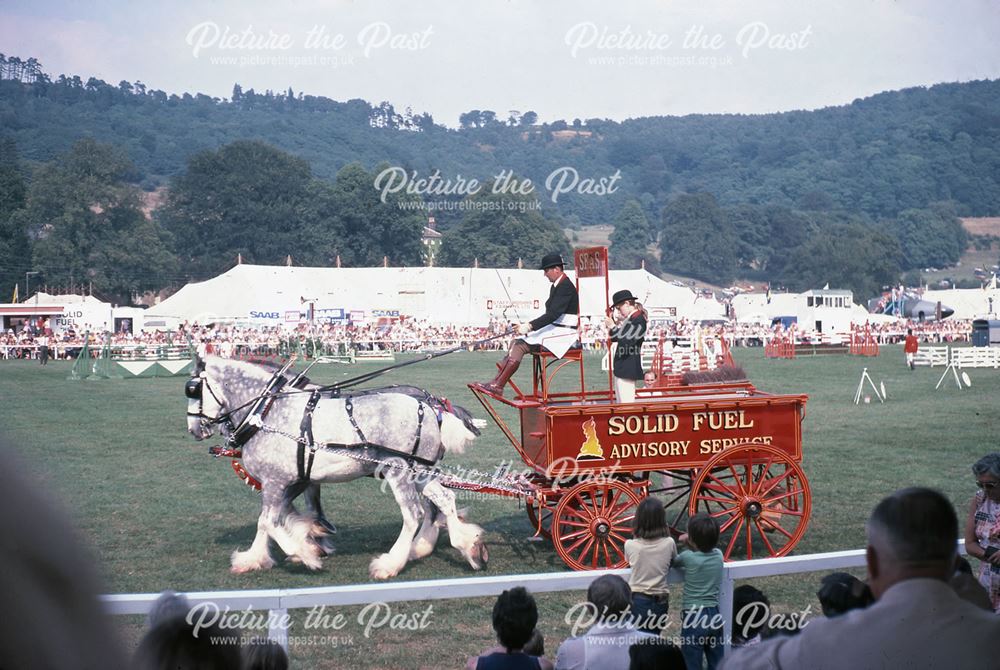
526, 497, 554, 539
552, 479, 642, 570
647, 469, 697, 537
688, 443, 810, 561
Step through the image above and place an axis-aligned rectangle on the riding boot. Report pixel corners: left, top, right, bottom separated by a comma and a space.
479, 356, 520, 395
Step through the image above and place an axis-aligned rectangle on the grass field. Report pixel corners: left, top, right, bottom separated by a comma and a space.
1, 348, 997, 668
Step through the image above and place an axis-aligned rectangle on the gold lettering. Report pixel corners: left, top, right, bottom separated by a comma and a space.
724, 412, 738, 429
693, 412, 706, 431
739, 410, 754, 428
625, 416, 641, 434
608, 415, 625, 436
642, 415, 657, 433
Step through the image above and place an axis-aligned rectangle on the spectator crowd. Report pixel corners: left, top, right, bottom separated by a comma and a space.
1, 315, 974, 362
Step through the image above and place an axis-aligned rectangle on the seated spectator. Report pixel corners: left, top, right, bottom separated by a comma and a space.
965, 451, 1000, 613
466, 587, 554, 670
722, 487, 1000, 669
555, 574, 656, 670
815, 572, 874, 617
243, 637, 289, 670
731, 584, 769, 647
627, 636, 685, 669
133, 615, 241, 670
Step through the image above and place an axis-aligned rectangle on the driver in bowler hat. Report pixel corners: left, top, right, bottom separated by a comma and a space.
475, 253, 579, 395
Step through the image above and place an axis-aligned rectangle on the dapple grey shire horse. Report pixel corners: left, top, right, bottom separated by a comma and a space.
186, 355, 488, 579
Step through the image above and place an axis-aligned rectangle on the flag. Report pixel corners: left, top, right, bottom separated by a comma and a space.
11, 284, 17, 303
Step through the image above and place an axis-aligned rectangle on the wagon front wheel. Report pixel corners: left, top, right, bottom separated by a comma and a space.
552, 480, 642, 570
689, 443, 811, 561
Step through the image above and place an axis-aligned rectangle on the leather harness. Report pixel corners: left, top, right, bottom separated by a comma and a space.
190, 368, 443, 484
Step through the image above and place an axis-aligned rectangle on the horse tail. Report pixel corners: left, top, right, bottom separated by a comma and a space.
438, 411, 477, 456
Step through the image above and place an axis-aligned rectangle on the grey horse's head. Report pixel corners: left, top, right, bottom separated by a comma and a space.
185, 355, 228, 441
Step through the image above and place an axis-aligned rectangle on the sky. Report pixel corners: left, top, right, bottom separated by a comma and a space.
1, 0, 999, 127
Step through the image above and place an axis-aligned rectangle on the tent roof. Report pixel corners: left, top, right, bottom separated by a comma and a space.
146, 264, 722, 324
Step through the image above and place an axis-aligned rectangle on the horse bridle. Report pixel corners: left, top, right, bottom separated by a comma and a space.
185, 373, 231, 428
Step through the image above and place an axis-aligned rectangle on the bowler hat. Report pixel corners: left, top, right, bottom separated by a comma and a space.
611, 289, 638, 308
539, 253, 565, 270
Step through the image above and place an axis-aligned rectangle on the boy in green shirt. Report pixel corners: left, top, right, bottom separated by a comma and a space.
674, 513, 724, 669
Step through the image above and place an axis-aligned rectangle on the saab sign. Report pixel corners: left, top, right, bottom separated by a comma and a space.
249, 310, 281, 320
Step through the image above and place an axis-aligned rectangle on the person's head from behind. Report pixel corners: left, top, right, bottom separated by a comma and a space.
242, 637, 289, 670
147, 590, 191, 630
492, 587, 538, 651
633, 497, 669, 540
732, 584, 770, 642
587, 574, 631, 622
816, 572, 874, 617
865, 487, 958, 599
687, 513, 720, 552
133, 615, 241, 670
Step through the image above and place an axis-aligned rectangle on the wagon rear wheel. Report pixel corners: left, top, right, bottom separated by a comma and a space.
689, 443, 811, 561
552, 480, 642, 570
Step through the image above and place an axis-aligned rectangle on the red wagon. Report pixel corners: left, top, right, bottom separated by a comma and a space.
468, 248, 811, 570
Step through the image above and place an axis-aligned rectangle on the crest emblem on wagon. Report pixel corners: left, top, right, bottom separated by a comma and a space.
576, 417, 604, 461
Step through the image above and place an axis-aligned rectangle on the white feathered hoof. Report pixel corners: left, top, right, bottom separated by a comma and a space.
466, 540, 489, 570
230, 548, 276, 574
290, 541, 325, 571
369, 553, 403, 580
450, 523, 488, 570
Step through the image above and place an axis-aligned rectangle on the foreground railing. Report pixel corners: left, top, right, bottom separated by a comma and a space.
101, 543, 966, 656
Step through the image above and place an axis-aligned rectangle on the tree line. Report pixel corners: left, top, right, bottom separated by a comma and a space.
2, 54, 998, 229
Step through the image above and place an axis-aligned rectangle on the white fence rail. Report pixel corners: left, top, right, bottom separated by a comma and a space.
914, 346, 1000, 369
99, 543, 966, 655
914, 346, 949, 367
952, 347, 1000, 369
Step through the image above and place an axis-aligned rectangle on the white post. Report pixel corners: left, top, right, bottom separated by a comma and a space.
269, 608, 289, 652
720, 566, 735, 654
